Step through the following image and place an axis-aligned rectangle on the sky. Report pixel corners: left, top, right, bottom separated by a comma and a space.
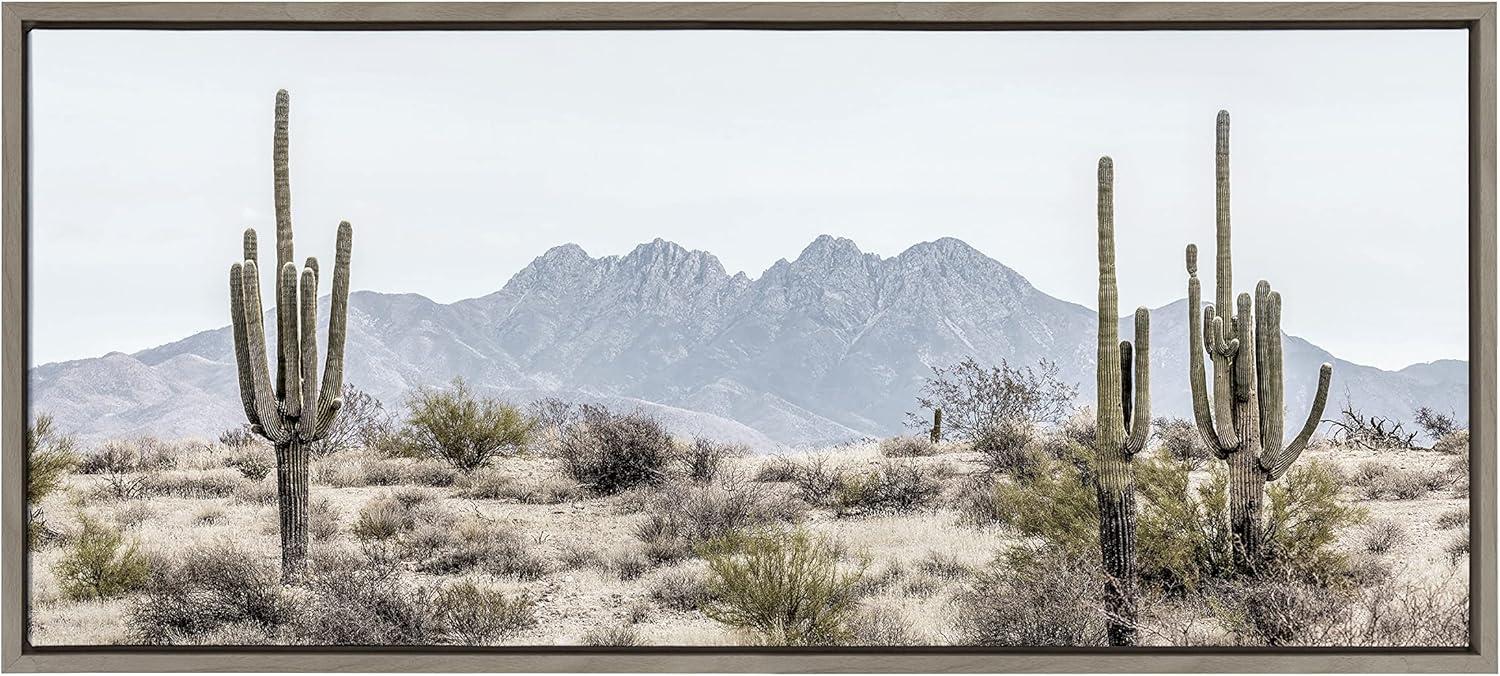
28, 29, 1468, 370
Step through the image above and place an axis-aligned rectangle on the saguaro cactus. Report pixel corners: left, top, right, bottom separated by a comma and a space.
229, 90, 352, 581
1093, 157, 1150, 646
1185, 111, 1332, 564
930, 408, 943, 443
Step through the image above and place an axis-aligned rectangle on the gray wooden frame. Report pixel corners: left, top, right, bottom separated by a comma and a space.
0, 2, 1493, 671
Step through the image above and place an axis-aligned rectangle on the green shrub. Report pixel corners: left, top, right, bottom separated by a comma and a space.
962, 457, 1098, 556
430, 579, 535, 645
27, 414, 79, 546
554, 405, 675, 494
701, 529, 864, 646
54, 515, 150, 601
1262, 460, 1369, 581
129, 543, 292, 644
1135, 451, 1234, 592
402, 379, 533, 472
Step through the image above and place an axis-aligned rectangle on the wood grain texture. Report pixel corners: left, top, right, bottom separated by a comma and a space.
0, 2, 1494, 672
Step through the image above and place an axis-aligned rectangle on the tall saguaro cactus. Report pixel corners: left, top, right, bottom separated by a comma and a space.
1185, 111, 1332, 564
1093, 157, 1151, 647
229, 90, 353, 581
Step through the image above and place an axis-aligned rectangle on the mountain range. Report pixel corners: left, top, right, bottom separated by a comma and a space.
29, 236, 1468, 449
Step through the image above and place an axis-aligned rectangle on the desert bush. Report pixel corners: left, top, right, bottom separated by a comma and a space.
1445, 534, 1470, 565
430, 579, 535, 645
907, 357, 1075, 444
832, 463, 943, 516
650, 566, 711, 611
791, 455, 846, 506
1414, 407, 1461, 440
1259, 460, 1369, 581
554, 405, 675, 494
192, 505, 225, 526
607, 549, 652, 581
352, 496, 419, 542
129, 542, 293, 644
1208, 568, 1350, 646
848, 604, 921, 646
1433, 429, 1470, 455
701, 529, 864, 646
310, 498, 340, 541
53, 514, 150, 601
292, 550, 433, 645
224, 445, 274, 482
28, 414, 78, 504
581, 624, 644, 646
961, 458, 1098, 557
879, 435, 937, 458
311, 384, 389, 457
754, 456, 801, 483
146, 470, 247, 499
952, 544, 1107, 646
634, 480, 796, 563
1348, 461, 1391, 491
1437, 507, 1469, 530
680, 437, 744, 482
1361, 520, 1408, 555
1327, 401, 1417, 451
77, 437, 176, 475
1153, 417, 1209, 470
217, 425, 262, 450
527, 396, 579, 431
556, 544, 604, 571
1367, 469, 1441, 501
234, 478, 279, 505
415, 520, 550, 580
402, 379, 534, 472
973, 420, 1042, 478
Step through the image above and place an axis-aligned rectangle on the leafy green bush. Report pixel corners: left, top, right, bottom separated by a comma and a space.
129, 543, 293, 644
701, 529, 864, 646
402, 379, 533, 472
554, 405, 675, 494
54, 514, 150, 601
430, 579, 535, 645
27, 414, 79, 546
961, 457, 1098, 555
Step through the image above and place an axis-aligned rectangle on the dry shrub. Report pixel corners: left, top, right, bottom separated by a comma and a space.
234, 478, 279, 505
292, 550, 432, 645
192, 505, 225, 526
633, 479, 800, 563
879, 436, 937, 458
754, 456, 801, 483
1153, 417, 1210, 470
848, 603, 922, 646
457, 470, 581, 504
430, 579, 535, 645
974, 420, 1042, 477
146, 470, 247, 499
831, 462, 944, 516
1204, 569, 1466, 647
129, 543, 292, 644
223, 445, 274, 482
607, 549, 652, 581
1445, 534, 1470, 565
554, 405, 676, 494
679, 438, 745, 482
114, 501, 156, 529
1432, 429, 1470, 455
649, 565, 710, 612
581, 624, 644, 646
701, 529, 864, 646
555, 544, 604, 571
415, 520, 550, 581
952, 544, 1107, 646
1436, 507, 1469, 530
1361, 520, 1408, 555
77, 437, 177, 475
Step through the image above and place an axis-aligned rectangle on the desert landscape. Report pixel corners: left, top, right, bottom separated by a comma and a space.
25, 380, 1470, 647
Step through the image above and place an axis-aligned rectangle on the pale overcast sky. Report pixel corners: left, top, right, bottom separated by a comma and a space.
29, 29, 1467, 370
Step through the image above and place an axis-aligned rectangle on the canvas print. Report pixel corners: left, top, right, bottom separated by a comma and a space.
24, 29, 1470, 648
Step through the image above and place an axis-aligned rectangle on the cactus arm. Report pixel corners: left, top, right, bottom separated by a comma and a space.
277, 262, 302, 418
1262, 363, 1332, 480
312, 221, 352, 439
1255, 282, 1286, 451
1208, 313, 1241, 449
1119, 340, 1133, 426
298, 264, 320, 431
1095, 157, 1126, 446
1233, 293, 1255, 402
1187, 245, 1230, 458
273, 89, 295, 398
1124, 307, 1151, 456
239, 262, 288, 444
229, 264, 259, 427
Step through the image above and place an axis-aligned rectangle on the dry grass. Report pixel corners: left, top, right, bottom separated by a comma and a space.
25, 437, 1467, 648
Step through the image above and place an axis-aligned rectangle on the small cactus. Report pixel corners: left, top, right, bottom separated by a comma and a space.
229, 90, 353, 581
1185, 111, 1332, 564
1093, 157, 1150, 646
930, 408, 943, 443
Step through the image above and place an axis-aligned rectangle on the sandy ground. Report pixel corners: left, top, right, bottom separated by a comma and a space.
26, 438, 1469, 647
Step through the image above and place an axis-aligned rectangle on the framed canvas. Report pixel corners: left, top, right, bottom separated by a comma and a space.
1, 2, 1494, 672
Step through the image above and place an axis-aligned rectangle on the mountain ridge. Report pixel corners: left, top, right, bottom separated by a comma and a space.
30, 236, 1468, 448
